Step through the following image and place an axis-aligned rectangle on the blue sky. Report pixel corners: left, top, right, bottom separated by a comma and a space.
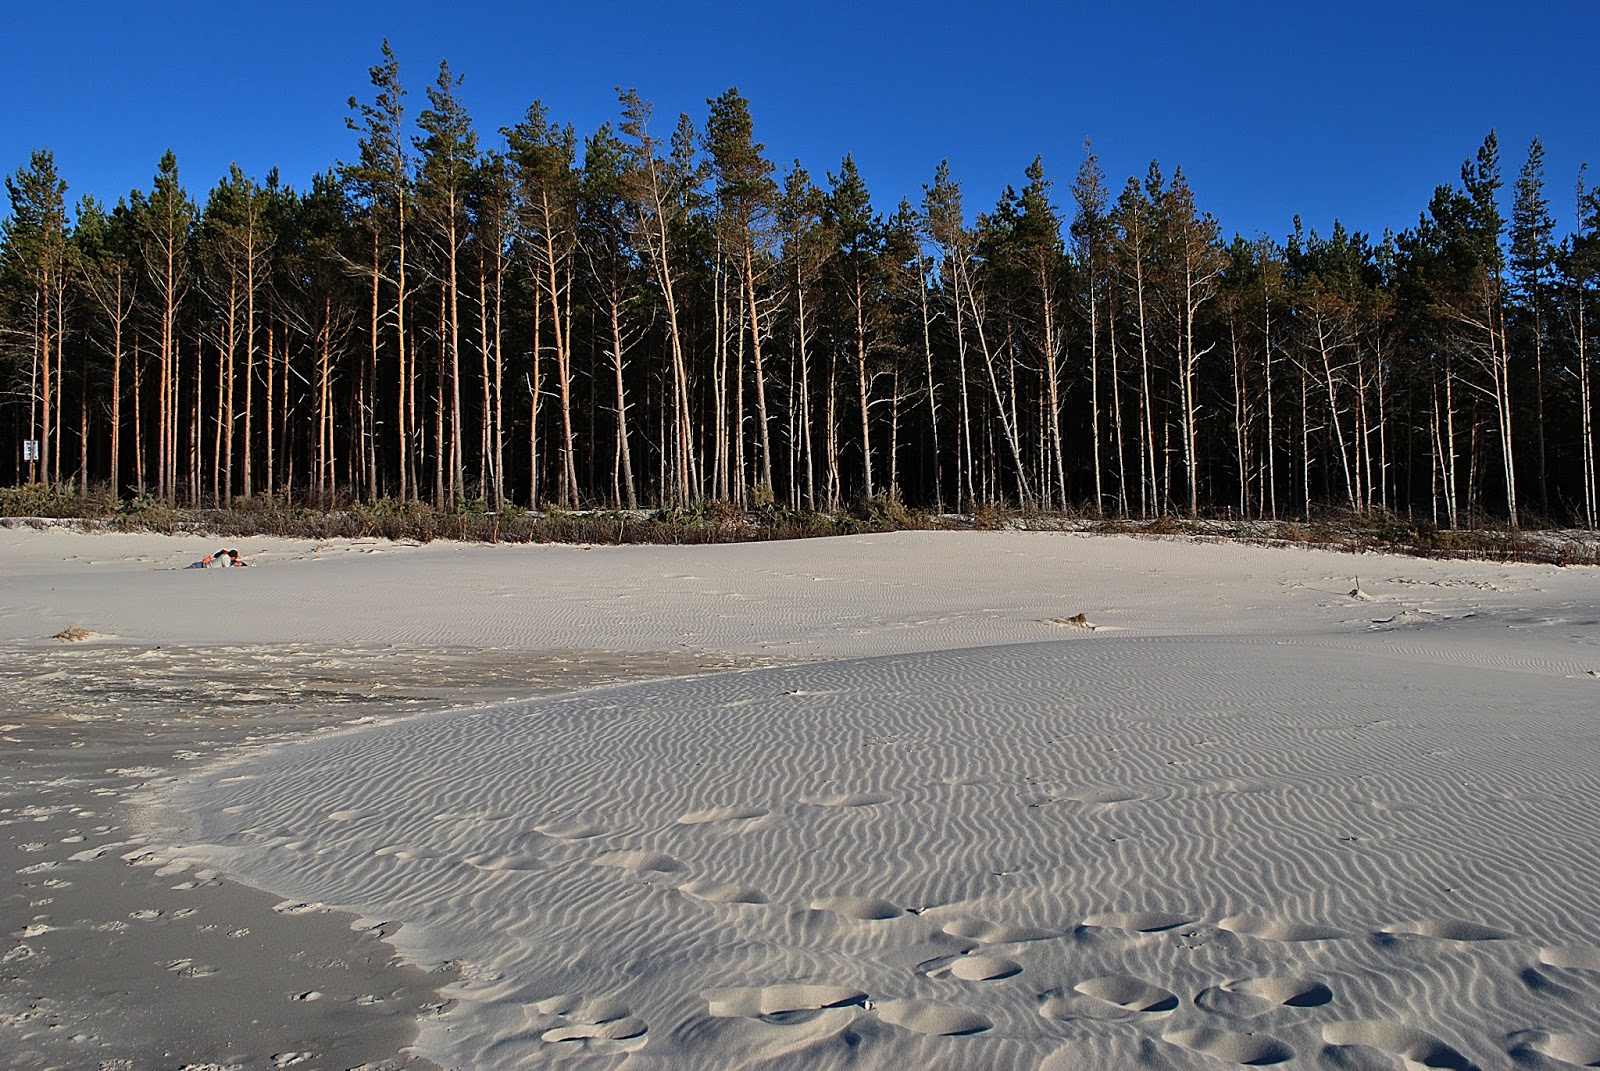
5, 1, 1596, 242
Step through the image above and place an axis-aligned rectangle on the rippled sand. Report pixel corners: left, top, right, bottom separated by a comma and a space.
5, 526, 1600, 1069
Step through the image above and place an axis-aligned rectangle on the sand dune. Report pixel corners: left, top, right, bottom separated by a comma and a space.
153, 636, 1600, 1069
6, 527, 1600, 1068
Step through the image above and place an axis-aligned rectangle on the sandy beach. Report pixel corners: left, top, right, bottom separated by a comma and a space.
4, 526, 1600, 1069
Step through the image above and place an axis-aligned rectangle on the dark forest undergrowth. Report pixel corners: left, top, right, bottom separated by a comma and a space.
5, 482, 1598, 567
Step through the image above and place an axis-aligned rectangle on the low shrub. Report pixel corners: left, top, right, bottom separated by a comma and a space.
972, 503, 1012, 531
0, 482, 118, 519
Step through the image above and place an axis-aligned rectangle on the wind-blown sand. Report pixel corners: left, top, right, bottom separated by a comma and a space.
4, 526, 1600, 1069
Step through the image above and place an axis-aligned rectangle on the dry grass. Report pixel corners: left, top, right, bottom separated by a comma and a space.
5, 484, 1597, 565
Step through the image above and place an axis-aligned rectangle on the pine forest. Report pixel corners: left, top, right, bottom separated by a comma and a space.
5, 43, 1600, 530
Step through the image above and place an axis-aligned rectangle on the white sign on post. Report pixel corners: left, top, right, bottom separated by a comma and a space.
22, 440, 39, 462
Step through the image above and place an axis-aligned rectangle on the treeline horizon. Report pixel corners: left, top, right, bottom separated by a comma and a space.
4, 43, 1599, 528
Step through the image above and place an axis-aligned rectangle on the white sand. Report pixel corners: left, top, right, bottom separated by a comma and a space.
6, 526, 1600, 1069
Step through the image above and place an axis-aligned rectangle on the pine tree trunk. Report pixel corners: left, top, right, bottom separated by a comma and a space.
1263, 295, 1277, 520
1040, 256, 1067, 510
1134, 257, 1155, 517
224, 274, 237, 505
244, 226, 258, 500
1315, 313, 1357, 510
855, 277, 874, 501
743, 244, 773, 492
1087, 258, 1103, 513
609, 277, 637, 509
448, 214, 464, 502
797, 281, 816, 510
493, 243, 506, 508
264, 322, 275, 496
917, 253, 942, 512
133, 340, 145, 492
1108, 290, 1127, 516
110, 301, 123, 495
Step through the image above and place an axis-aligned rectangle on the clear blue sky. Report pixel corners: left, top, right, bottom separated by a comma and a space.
5, 1, 1596, 242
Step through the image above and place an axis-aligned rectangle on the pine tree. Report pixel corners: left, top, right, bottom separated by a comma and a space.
776, 163, 829, 509
1154, 167, 1225, 516
1111, 172, 1160, 515
468, 150, 515, 508
578, 124, 643, 508
1562, 169, 1600, 527
2, 150, 69, 484
705, 88, 779, 497
824, 155, 884, 502
415, 60, 479, 504
617, 89, 700, 505
1070, 143, 1112, 514
198, 164, 273, 503
343, 39, 413, 500
1510, 137, 1556, 516
129, 150, 193, 501
1013, 157, 1068, 509
73, 196, 138, 493
924, 161, 976, 508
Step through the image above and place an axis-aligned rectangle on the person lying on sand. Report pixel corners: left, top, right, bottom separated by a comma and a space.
189, 548, 249, 568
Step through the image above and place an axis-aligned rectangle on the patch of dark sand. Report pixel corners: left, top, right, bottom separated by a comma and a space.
1, 642, 753, 1070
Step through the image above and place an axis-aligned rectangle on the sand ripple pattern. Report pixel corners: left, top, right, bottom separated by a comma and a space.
163, 633, 1600, 1070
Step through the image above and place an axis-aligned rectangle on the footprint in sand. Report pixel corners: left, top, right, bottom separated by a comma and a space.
1082, 911, 1194, 934
704, 984, 866, 1022
809, 896, 905, 921
374, 844, 443, 862
1507, 1029, 1600, 1067
1539, 946, 1600, 971
171, 873, 221, 890
1039, 976, 1180, 1022
163, 958, 219, 978
1218, 914, 1346, 942
272, 900, 324, 916
1066, 788, 1141, 805
463, 851, 542, 872
535, 994, 648, 1049
919, 952, 1022, 982
593, 850, 684, 874
534, 820, 606, 840
1323, 1021, 1474, 1070
873, 999, 990, 1036
942, 917, 1055, 944
1165, 1026, 1294, 1066
1195, 977, 1334, 1019
1521, 965, 1584, 1001
798, 791, 891, 808
1075, 975, 1180, 1013
1380, 918, 1516, 942
678, 879, 769, 905
677, 805, 769, 825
